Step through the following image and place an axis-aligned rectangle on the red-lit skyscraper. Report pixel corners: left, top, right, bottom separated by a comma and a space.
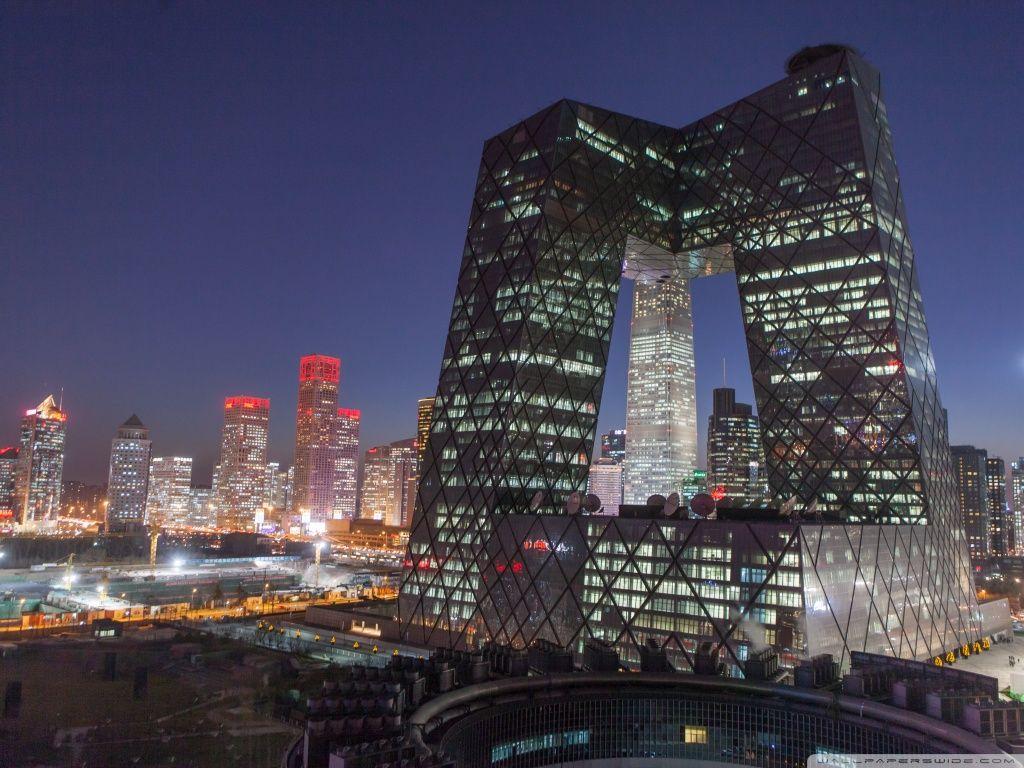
216, 395, 270, 531
292, 355, 340, 532
333, 407, 361, 519
0, 446, 19, 530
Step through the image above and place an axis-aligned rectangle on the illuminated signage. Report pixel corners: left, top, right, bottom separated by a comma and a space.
932, 636, 991, 666
522, 538, 569, 554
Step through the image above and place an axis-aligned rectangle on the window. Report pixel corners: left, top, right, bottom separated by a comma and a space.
684, 725, 708, 744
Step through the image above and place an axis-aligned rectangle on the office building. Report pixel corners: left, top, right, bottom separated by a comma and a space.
265, 462, 290, 513
987, 456, 1010, 556
600, 429, 626, 463
360, 438, 417, 528
146, 456, 193, 527
417, 397, 434, 475
623, 278, 698, 503
586, 457, 622, 511
188, 486, 215, 528
706, 388, 768, 506
333, 408, 360, 519
0, 447, 18, 528
216, 395, 270, 531
952, 446, 990, 562
14, 395, 68, 526
401, 46, 979, 668
1012, 458, 1024, 556
292, 354, 340, 529
105, 415, 152, 530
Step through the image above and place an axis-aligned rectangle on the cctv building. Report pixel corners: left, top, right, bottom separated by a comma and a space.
400, 45, 980, 672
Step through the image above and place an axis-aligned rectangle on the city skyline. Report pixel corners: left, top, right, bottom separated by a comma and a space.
2, 5, 1021, 485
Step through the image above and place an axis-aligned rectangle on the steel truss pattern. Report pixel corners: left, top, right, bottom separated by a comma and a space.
401, 47, 978, 662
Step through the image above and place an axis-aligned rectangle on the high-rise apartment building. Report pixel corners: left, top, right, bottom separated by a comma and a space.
333, 408, 361, 519
986, 456, 1010, 556
216, 396, 270, 531
146, 456, 193, 527
600, 429, 626, 463
417, 398, 434, 476
623, 279, 697, 503
360, 438, 417, 527
1012, 458, 1024, 556
587, 457, 623, 511
951, 445, 990, 562
706, 388, 768, 507
292, 355, 340, 530
105, 415, 152, 530
14, 395, 67, 526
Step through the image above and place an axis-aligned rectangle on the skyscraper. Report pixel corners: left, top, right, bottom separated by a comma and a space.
188, 486, 215, 528
1012, 458, 1024, 556
105, 415, 152, 530
986, 456, 1010, 556
623, 279, 697, 503
586, 457, 623, 511
360, 438, 417, 527
292, 354, 340, 531
14, 395, 67, 526
402, 46, 979, 665
333, 407, 361, 519
0, 446, 18, 529
706, 388, 768, 507
216, 396, 269, 531
951, 445, 990, 562
600, 429, 626, 463
416, 397, 434, 475
146, 456, 193, 527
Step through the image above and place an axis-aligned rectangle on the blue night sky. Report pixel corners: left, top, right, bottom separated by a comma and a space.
1, 2, 1021, 484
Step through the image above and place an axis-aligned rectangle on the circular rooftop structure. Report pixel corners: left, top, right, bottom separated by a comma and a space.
786, 44, 857, 74
411, 673, 994, 768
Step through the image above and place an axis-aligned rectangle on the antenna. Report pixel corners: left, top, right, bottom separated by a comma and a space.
58, 387, 64, 411
721, 358, 727, 387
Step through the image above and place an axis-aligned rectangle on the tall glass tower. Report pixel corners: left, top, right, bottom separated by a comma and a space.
106, 415, 152, 530
623, 278, 697, 503
292, 354, 340, 531
216, 396, 269, 531
15, 395, 67, 527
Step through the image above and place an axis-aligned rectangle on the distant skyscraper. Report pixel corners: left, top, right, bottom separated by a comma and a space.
147, 456, 193, 527
188, 486, 215, 528
951, 445, 990, 562
587, 458, 623, 511
333, 408, 361, 519
986, 456, 1010, 556
292, 354, 340, 530
360, 438, 417, 527
623, 279, 697, 503
14, 395, 67, 526
0, 446, 19, 528
216, 396, 270, 531
600, 429, 626, 463
706, 388, 768, 507
416, 397, 434, 475
105, 415, 152, 530
265, 461, 290, 513
1012, 458, 1024, 556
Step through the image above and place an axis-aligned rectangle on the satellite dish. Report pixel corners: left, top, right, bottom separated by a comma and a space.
583, 494, 602, 514
646, 494, 667, 508
690, 493, 716, 518
663, 492, 680, 517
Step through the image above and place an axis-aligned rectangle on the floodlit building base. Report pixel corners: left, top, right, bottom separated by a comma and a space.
401, 514, 981, 673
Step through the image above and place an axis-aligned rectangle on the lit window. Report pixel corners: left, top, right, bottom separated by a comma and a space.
684, 725, 708, 744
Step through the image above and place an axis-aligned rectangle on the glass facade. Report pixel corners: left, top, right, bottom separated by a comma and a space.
106, 415, 152, 529
952, 445, 990, 562
332, 407, 360, 519
146, 455, 193, 527
216, 395, 270, 531
707, 388, 769, 506
292, 354, 341, 528
401, 47, 978, 662
14, 395, 67, 526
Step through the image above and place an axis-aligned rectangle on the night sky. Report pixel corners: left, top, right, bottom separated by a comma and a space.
2, 2, 1021, 485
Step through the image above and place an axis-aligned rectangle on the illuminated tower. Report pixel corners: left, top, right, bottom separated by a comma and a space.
291, 354, 340, 532
216, 396, 269, 531
106, 415, 152, 530
706, 388, 769, 506
986, 456, 1010, 556
600, 429, 626, 463
416, 397, 434, 475
333, 407, 361, 519
587, 457, 623, 511
1012, 458, 1024, 555
360, 438, 417, 527
623, 278, 698, 503
951, 445, 989, 562
146, 456, 193, 528
14, 395, 67, 526
0, 446, 18, 528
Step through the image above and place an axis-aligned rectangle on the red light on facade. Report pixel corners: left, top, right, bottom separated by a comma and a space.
225, 396, 270, 410
299, 354, 341, 383
337, 408, 361, 419
511, 561, 523, 574
0, 446, 17, 458
710, 485, 726, 501
495, 563, 507, 574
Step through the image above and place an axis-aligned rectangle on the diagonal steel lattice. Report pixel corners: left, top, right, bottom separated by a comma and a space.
399, 47, 979, 665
